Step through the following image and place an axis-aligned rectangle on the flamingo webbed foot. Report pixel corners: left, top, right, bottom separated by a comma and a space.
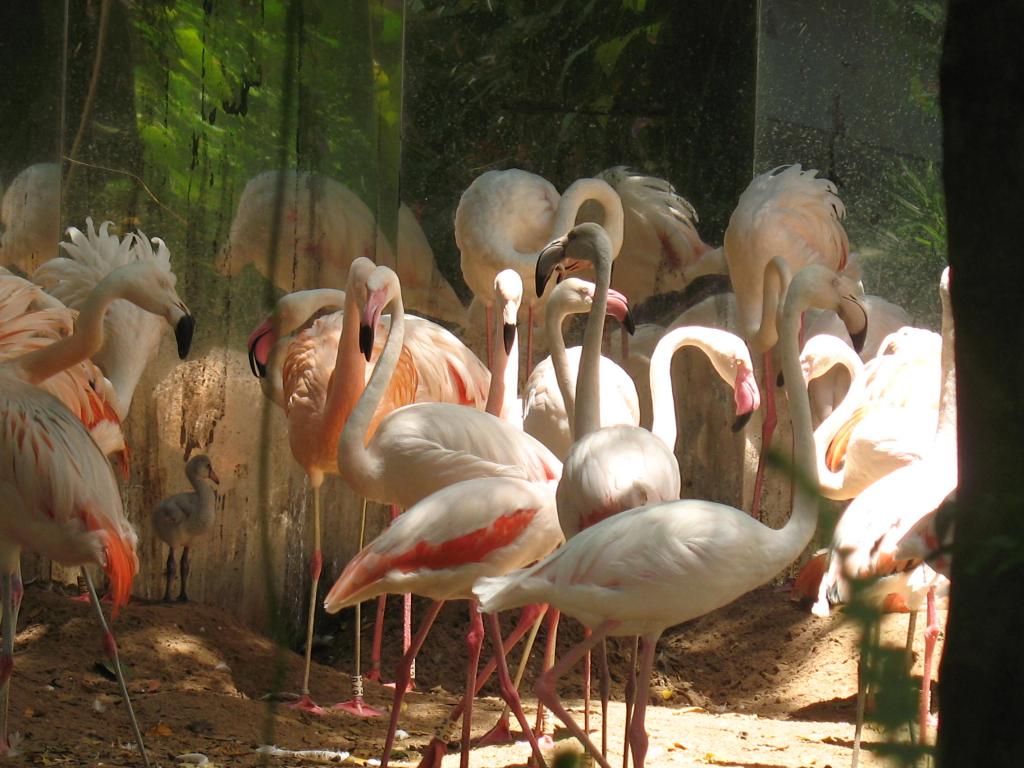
474, 713, 517, 747
332, 697, 384, 718
286, 693, 327, 717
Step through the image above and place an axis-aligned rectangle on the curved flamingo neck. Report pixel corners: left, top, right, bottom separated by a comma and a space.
485, 307, 522, 427
649, 327, 741, 451
809, 343, 869, 493
748, 260, 791, 354
552, 179, 625, 258
324, 281, 367, 434
17, 271, 126, 385
575, 257, 613, 437
338, 286, 405, 499
542, 300, 578, 438
770, 262, 820, 563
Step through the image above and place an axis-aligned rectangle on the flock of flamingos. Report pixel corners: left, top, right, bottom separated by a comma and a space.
0, 161, 955, 767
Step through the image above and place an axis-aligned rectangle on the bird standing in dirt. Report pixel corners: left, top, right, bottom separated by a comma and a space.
152, 454, 220, 603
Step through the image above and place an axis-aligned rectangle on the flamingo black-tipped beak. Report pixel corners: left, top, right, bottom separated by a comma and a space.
209, 468, 221, 485
359, 323, 374, 361
535, 235, 569, 297
175, 314, 195, 359
503, 323, 517, 356
605, 288, 635, 335
731, 411, 753, 433
838, 291, 868, 354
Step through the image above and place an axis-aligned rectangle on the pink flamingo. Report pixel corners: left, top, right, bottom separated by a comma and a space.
324, 476, 561, 768
522, 278, 640, 460
455, 170, 625, 368
335, 266, 561, 512
247, 259, 490, 712
475, 260, 859, 768
580, 166, 712, 308
799, 326, 941, 500
0, 272, 128, 474
0, 257, 195, 764
811, 268, 955, 763
722, 164, 860, 519
801, 294, 911, 425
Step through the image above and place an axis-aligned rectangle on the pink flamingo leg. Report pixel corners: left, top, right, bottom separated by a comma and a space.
622, 635, 639, 768
288, 485, 326, 716
750, 351, 777, 520
597, 637, 611, 759
381, 505, 416, 693
483, 612, 549, 768
627, 635, 659, 768
535, 619, 619, 768
381, 600, 445, 768
82, 568, 151, 767
421, 603, 546, 758
534, 607, 561, 745
474, 603, 548, 747
333, 500, 384, 717
367, 594, 386, 682
0, 574, 14, 754
458, 606, 486, 768
583, 628, 593, 735
919, 586, 940, 744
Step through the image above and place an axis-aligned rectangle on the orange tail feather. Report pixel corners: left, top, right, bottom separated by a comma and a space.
82, 511, 138, 618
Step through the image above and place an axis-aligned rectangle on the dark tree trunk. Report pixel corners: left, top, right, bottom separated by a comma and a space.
938, 1, 1024, 765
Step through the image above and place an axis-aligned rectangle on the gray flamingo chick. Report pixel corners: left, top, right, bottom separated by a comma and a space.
152, 455, 219, 602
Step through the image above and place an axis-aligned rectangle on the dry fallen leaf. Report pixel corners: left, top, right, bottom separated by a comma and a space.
151, 722, 173, 737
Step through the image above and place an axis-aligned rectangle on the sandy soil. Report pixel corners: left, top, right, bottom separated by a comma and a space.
5, 581, 943, 767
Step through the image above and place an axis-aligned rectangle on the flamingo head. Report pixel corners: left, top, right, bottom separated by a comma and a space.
106, 260, 195, 358
247, 317, 276, 377
732, 360, 761, 432
187, 454, 220, 486
360, 266, 399, 361
534, 222, 610, 298
494, 269, 523, 356
547, 278, 635, 334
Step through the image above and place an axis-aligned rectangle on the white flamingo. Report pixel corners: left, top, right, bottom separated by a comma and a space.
522, 278, 640, 460
474, 260, 860, 768
33, 218, 187, 420
800, 326, 941, 500
323, 476, 562, 768
335, 265, 561, 512
455, 169, 625, 367
722, 164, 862, 519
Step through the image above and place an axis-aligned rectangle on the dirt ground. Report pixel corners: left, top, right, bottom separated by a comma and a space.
5, 580, 944, 767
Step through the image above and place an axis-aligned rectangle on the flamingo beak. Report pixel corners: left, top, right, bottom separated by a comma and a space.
360, 288, 387, 361
208, 468, 221, 485
175, 313, 196, 359
838, 286, 868, 353
731, 367, 761, 433
503, 323, 517, 356
604, 288, 635, 335
535, 235, 569, 297
247, 319, 275, 378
